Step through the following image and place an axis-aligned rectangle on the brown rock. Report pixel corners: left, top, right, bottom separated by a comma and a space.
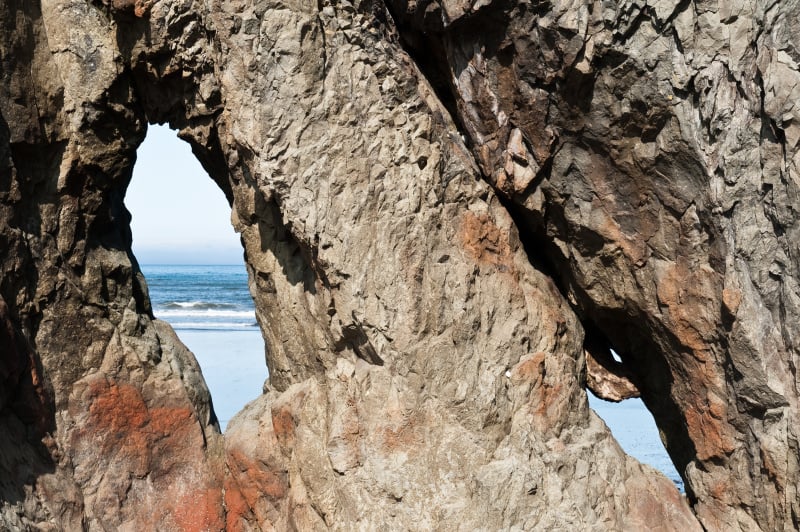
1, 0, 798, 530
585, 347, 640, 402
385, 0, 800, 528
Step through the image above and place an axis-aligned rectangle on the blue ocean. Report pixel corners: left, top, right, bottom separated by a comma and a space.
142, 264, 683, 490
588, 395, 684, 492
143, 264, 257, 330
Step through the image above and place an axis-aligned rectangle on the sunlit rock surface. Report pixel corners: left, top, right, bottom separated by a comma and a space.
0, 0, 797, 530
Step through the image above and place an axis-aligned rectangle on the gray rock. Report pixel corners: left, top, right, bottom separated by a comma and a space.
384, 0, 800, 528
0, 0, 796, 530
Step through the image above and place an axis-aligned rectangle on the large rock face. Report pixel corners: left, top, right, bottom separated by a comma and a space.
0, 0, 797, 530
385, 1, 800, 529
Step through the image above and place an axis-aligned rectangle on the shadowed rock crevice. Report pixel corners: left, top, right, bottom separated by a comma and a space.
509, 189, 706, 482
383, 0, 699, 487
381, 1, 800, 529
500, 172, 704, 493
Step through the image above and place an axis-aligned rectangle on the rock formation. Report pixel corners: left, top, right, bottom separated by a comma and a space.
0, 0, 797, 530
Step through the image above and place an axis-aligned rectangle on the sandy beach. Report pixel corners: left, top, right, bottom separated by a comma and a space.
179, 329, 267, 431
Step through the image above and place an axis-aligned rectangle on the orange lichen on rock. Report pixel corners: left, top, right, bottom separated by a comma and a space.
271, 405, 296, 448
227, 448, 288, 502
171, 487, 226, 532
225, 445, 288, 532
512, 351, 546, 384
83, 378, 153, 474
683, 393, 737, 460
224, 481, 252, 532
656, 260, 720, 359
84, 379, 198, 465
460, 211, 514, 273
72, 377, 224, 530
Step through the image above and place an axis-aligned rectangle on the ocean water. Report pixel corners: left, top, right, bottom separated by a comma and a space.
144, 264, 257, 330
141, 264, 266, 431
589, 394, 685, 492
141, 265, 684, 490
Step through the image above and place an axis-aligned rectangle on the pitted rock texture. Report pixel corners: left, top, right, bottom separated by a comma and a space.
0, 1, 796, 531
383, 1, 800, 529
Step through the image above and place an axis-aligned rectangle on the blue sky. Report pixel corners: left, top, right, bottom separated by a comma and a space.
125, 124, 243, 265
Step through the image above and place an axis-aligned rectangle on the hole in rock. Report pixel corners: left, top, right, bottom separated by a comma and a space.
588, 349, 684, 492
125, 124, 266, 431
496, 194, 687, 494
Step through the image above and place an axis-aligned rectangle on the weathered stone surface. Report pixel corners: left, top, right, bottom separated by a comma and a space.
385, 0, 800, 529
0, 1, 224, 529
0, 0, 798, 530
206, 0, 697, 526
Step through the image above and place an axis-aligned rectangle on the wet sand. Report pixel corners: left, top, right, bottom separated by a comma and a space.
179, 329, 267, 431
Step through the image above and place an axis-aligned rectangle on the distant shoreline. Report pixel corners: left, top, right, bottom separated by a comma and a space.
139, 263, 245, 266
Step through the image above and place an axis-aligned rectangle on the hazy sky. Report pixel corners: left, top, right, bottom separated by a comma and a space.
125, 124, 243, 265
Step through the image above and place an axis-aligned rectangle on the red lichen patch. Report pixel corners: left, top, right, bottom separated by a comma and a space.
460, 211, 515, 274
84, 378, 152, 474
171, 487, 226, 532
271, 405, 296, 448
656, 261, 720, 359
683, 394, 737, 461
225, 447, 287, 531
148, 406, 194, 436
227, 448, 288, 502
71, 376, 225, 529
381, 415, 423, 453
224, 481, 252, 532
83, 379, 198, 475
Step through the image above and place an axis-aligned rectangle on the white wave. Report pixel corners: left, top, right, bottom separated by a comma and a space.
172, 322, 259, 329
155, 309, 256, 319
161, 301, 238, 310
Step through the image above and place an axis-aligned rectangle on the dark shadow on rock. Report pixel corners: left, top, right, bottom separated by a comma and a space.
501, 193, 699, 494
0, 297, 57, 508
255, 192, 320, 295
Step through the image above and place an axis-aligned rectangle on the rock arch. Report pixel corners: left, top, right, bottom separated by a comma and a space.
0, 0, 798, 530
